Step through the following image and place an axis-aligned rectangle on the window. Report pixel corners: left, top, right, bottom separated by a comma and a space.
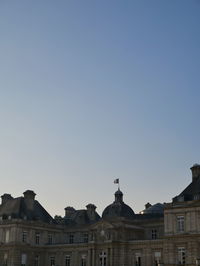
69, 234, 74, 244
34, 255, 39, 266
177, 216, 185, 232
154, 251, 161, 266
4, 253, 8, 266
99, 251, 106, 266
50, 256, 55, 266
35, 233, 40, 245
5, 229, 10, 243
22, 231, 27, 243
178, 247, 186, 265
21, 253, 27, 266
48, 234, 53, 244
83, 233, 88, 243
90, 232, 95, 241
135, 252, 141, 266
152, 229, 157, 239
81, 254, 87, 266
65, 255, 71, 266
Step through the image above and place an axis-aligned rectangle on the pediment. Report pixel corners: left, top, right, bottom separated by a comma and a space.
89, 219, 114, 230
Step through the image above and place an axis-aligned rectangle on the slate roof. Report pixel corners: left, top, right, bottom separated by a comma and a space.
64, 209, 100, 226
142, 203, 164, 214
0, 194, 54, 223
173, 176, 200, 202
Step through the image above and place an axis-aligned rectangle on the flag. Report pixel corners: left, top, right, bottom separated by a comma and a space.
114, 178, 119, 184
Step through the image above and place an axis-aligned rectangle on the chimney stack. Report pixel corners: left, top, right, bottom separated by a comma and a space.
1, 194, 13, 205
23, 190, 36, 210
86, 204, 97, 221
64, 207, 76, 218
145, 202, 152, 209
190, 164, 200, 181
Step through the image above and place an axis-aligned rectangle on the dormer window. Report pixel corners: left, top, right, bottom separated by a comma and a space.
194, 194, 200, 200
177, 196, 184, 202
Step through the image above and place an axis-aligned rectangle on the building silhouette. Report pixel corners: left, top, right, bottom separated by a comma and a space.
0, 164, 200, 266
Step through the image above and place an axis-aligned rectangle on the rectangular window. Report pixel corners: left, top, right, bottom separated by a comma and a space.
178, 247, 186, 264
5, 229, 10, 243
81, 255, 87, 266
151, 229, 157, 239
69, 234, 74, 244
135, 252, 141, 266
99, 251, 106, 266
35, 255, 39, 266
154, 251, 161, 266
35, 233, 40, 245
48, 234, 53, 244
83, 233, 88, 243
22, 231, 27, 243
65, 255, 70, 266
177, 216, 185, 232
50, 256, 55, 266
4, 253, 8, 266
21, 253, 27, 266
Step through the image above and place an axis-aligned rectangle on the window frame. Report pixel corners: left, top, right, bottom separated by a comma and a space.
177, 216, 185, 233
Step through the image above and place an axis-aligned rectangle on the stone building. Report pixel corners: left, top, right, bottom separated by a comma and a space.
0, 164, 200, 266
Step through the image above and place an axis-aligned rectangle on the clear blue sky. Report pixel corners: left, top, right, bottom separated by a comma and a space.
0, 0, 200, 216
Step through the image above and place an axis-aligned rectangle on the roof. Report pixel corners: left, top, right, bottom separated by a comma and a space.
142, 203, 164, 214
173, 176, 200, 202
0, 194, 54, 223
102, 189, 135, 219
102, 202, 135, 219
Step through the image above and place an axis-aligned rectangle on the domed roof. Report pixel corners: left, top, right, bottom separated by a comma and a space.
102, 189, 135, 219
142, 203, 164, 214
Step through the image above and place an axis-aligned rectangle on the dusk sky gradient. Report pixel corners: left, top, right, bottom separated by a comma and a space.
0, 0, 200, 217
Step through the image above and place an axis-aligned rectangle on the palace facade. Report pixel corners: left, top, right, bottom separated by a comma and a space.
1, 164, 200, 266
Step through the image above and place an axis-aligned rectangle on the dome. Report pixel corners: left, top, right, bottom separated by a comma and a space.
142, 203, 164, 214
102, 189, 135, 219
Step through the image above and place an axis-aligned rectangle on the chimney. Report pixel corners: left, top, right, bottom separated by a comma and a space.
64, 207, 76, 218
1, 194, 13, 205
23, 190, 36, 210
190, 164, 200, 181
145, 202, 152, 209
86, 204, 97, 221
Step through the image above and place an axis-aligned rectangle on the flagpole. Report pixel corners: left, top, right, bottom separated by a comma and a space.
114, 178, 120, 190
